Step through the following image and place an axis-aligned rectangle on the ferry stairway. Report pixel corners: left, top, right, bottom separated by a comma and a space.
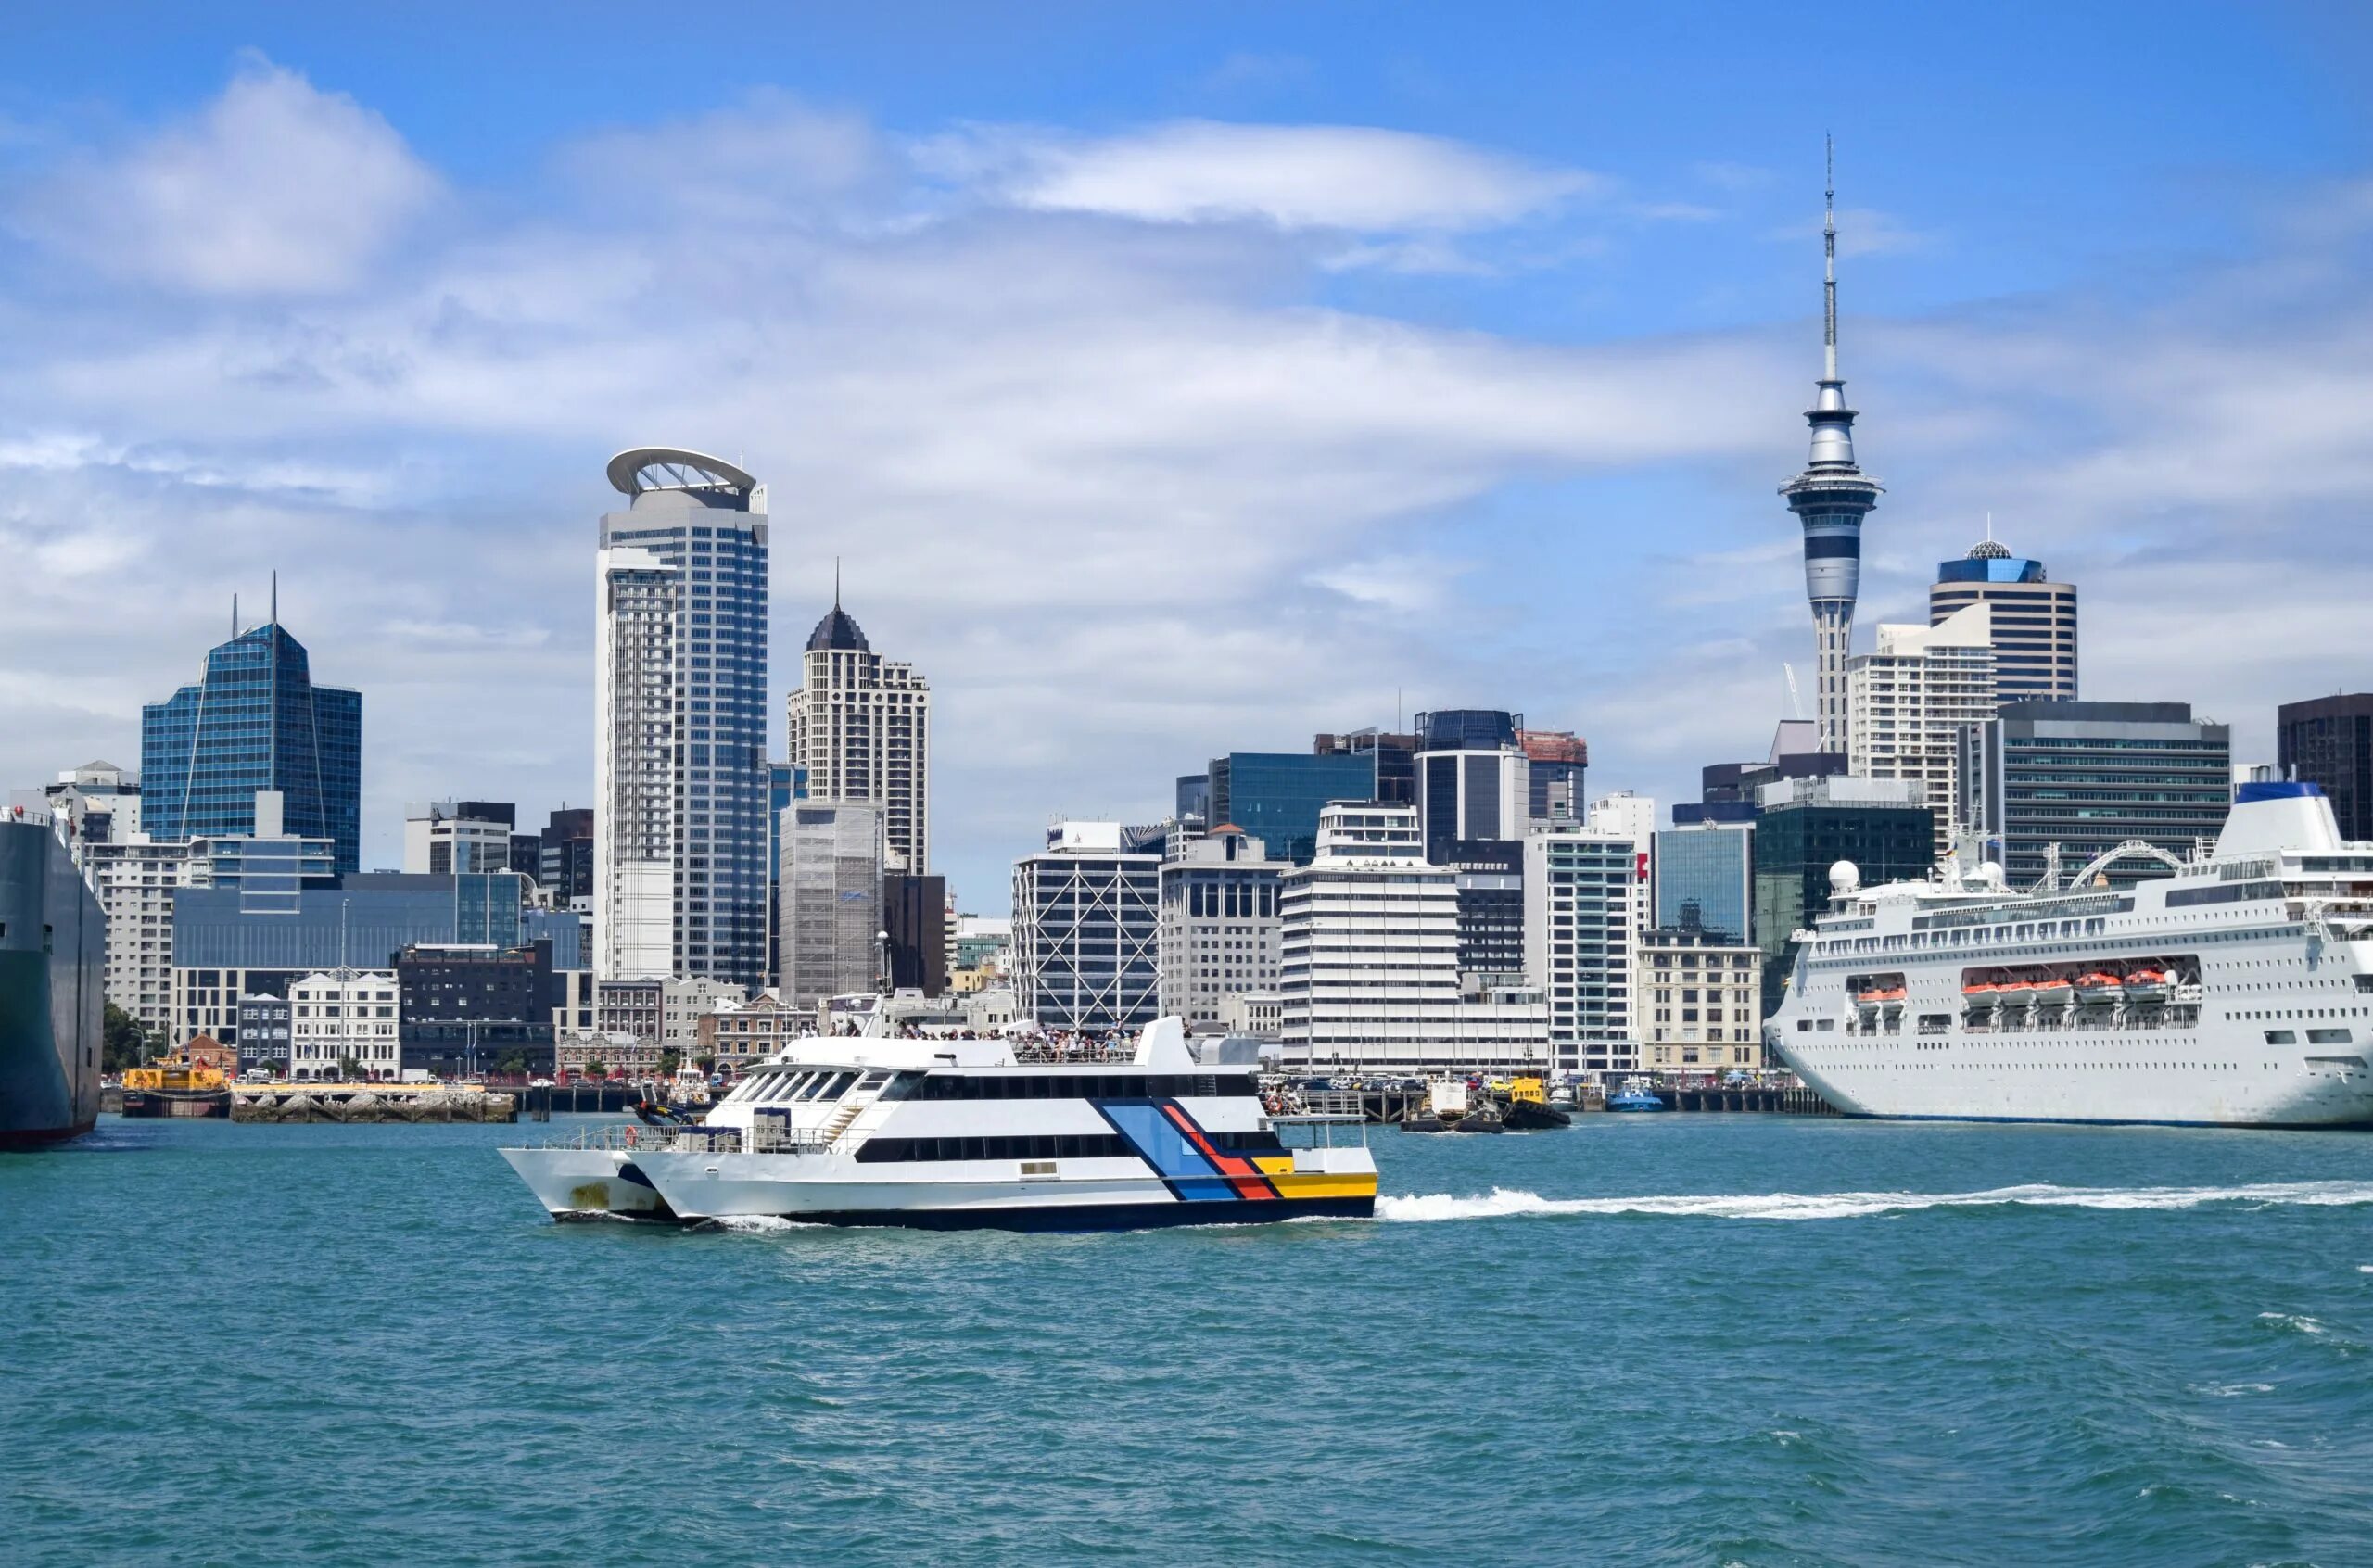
818, 1099, 869, 1148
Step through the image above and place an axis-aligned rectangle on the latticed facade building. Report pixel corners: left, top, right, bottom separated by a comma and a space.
1011, 827, 1160, 1031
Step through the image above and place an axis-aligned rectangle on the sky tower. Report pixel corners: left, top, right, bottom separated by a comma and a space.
1781, 137, 1884, 754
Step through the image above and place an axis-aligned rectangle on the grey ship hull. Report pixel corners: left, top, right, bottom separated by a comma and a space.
0, 819, 103, 1148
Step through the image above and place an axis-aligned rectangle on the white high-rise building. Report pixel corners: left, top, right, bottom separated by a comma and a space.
1011, 822, 1160, 1032
1525, 822, 1643, 1076
82, 838, 193, 1038
785, 588, 930, 875
595, 449, 769, 987
780, 801, 884, 1008
402, 800, 517, 875
1848, 601, 1997, 859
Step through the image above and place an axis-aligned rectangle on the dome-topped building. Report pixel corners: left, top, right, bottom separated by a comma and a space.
784, 575, 931, 881
806, 601, 869, 653
1931, 530, 2078, 702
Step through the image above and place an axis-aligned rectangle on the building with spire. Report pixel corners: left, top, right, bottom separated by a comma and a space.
141, 586, 362, 873
784, 575, 931, 876
1781, 139, 1884, 755
1930, 534, 2078, 702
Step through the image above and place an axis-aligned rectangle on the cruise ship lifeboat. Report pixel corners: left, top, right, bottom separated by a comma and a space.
1994, 975, 2037, 1007
2123, 967, 2170, 1003
1961, 980, 1999, 1011
2073, 970, 2125, 1005
2033, 975, 2075, 1007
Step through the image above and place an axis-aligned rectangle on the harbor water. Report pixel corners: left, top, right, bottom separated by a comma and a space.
6, 1115, 2371, 1566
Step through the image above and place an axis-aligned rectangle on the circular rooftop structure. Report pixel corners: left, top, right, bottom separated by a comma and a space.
606, 447, 756, 498
1967, 539, 2012, 560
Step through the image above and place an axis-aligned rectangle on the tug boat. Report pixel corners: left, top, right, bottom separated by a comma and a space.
501, 1018, 1377, 1230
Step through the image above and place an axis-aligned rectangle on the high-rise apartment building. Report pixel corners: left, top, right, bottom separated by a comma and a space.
142, 605, 362, 873
1961, 701, 2232, 889
403, 800, 517, 875
2278, 694, 2373, 841
1011, 822, 1161, 1031
1847, 601, 1996, 858
82, 837, 193, 1038
1780, 144, 1884, 754
784, 589, 931, 875
1931, 539, 2078, 702
1750, 775, 1934, 1016
1156, 827, 1282, 1031
594, 449, 769, 987
779, 802, 884, 1008
1524, 821, 1641, 1075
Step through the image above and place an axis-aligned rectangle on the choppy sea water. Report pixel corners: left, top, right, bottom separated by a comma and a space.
6, 1115, 2371, 1567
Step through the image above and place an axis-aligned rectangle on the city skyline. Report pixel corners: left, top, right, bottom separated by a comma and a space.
4, 6, 2371, 909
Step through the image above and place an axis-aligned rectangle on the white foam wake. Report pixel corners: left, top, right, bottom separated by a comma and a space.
1375, 1181, 2373, 1223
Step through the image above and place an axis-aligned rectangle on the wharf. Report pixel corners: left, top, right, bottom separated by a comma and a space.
232, 1083, 517, 1123
1651, 1082, 1837, 1116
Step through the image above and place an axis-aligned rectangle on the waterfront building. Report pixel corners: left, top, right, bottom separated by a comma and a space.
1749, 774, 1934, 1015
883, 872, 948, 995
234, 993, 291, 1074
2277, 694, 2373, 841
1640, 927, 1763, 1072
1780, 146, 1884, 754
1524, 822, 1642, 1076
1206, 752, 1377, 866
1847, 601, 1997, 859
1960, 700, 2233, 889
1011, 822, 1161, 1031
779, 802, 884, 1008
784, 588, 930, 876
1518, 729, 1588, 824
1654, 821, 1754, 943
286, 969, 400, 1080
403, 800, 517, 875
595, 448, 769, 987
142, 604, 362, 872
1156, 827, 1282, 1031
1413, 709, 1528, 862
1439, 838, 1526, 978
537, 807, 595, 912
396, 942, 559, 1077
555, 1031, 657, 1078
1931, 538, 2078, 702
696, 990, 810, 1069
1313, 729, 1416, 807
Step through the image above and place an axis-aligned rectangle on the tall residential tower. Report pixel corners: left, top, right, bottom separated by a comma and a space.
1780, 140, 1884, 754
594, 448, 770, 987
784, 584, 931, 874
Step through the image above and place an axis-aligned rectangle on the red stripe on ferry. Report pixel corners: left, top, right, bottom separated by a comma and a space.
1160, 1102, 1275, 1200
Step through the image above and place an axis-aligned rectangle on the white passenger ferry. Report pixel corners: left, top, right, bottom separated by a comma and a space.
501, 1018, 1377, 1229
1768, 782, 2373, 1127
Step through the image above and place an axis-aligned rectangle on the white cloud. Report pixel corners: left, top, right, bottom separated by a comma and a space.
15, 57, 438, 295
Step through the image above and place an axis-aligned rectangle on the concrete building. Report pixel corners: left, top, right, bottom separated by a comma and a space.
1525, 822, 1642, 1076
1848, 601, 1996, 859
29, 760, 144, 849
142, 600, 362, 874
1640, 927, 1763, 1072
403, 801, 518, 875
2278, 694, 2373, 841
1011, 823, 1161, 1031
779, 802, 884, 1008
1653, 821, 1754, 943
1931, 538, 2077, 702
595, 448, 769, 987
1961, 700, 2233, 889
286, 969, 400, 1080
1206, 752, 1377, 866
1156, 827, 1282, 1031
1413, 709, 1529, 862
1750, 775, 1934, 1016
556, 1031, 657, 1078
1222, 991, 1285, 1037
1518, 730, 1588, 824
697, 990, 812, 1069
784, 588, 931, 876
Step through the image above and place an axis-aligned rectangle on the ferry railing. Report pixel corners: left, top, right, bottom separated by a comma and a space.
1267, 1112, 1370, 1150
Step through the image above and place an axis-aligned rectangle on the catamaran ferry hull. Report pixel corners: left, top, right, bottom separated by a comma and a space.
500, 1146, 675, 1220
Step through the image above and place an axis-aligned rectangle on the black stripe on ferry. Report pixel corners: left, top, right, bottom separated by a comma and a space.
904, 1074, 1259, 1101
854, 1129, 1287, 1164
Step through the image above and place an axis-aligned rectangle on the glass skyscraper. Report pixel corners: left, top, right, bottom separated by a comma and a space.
1653, 822, 1753, 943
142, 618, 362, 873
1205, 752, 1377, 866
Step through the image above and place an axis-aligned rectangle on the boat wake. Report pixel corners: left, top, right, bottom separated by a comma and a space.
1375, 1181, 2373, 1223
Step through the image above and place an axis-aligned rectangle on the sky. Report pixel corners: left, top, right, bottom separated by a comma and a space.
4, 2, 2373, 909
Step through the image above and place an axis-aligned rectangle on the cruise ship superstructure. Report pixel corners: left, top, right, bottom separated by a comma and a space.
501, 1018, 1377, 1230
0, 810, 104, 1148
1768, 783, 2373, 1126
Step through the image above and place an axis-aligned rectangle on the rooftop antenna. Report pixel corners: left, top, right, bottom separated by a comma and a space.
270, 570, 278, 628
833, 556, 842, 610
1986, 510, 1995, 544
232, 593, 239, 639
1822, 133, 1838, 383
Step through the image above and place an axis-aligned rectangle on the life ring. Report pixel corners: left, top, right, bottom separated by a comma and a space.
623, 1125, 638, 1148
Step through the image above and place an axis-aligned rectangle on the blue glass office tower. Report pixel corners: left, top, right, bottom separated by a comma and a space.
1653, 823, 1754, 944
142, 614, 362, 873
1205, 752, 1377, 866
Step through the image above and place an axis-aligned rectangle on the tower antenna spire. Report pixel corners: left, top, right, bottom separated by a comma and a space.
271, 570, 278, 628
833, 556, 842, 610
1822, 133, 1838, 383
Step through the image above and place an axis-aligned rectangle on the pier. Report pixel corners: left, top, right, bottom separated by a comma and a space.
232, 1083, 517, 1123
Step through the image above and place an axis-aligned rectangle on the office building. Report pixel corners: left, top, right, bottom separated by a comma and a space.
1156, 827, 1282, 1031
1847, 601, 1996, 858
1524, 822, 1641, 1076
1439, 839, 1526, 978
397, 942, 559, 1077
1931, 538, 2078, 702
1414, 709, 1529, 862
1205, 752, 1377, 866
1640, 928, 1763, 1072
1961, 700, 2233, 889
882, 872, 949, 995
1313, 729, 1416, 807
1519, 730, 1588, 824
1750, 775, 1934, 1015
2278, 694, 2373, 841
1654, 821, 1754, 943
779, 802, 884, 1008
784, 588, 931, 876
403, 800, 517, 875
1780, 146, 1884, 754
142, 603, 362, 872
1174, 774, 1211, 828
538, 807, 596, 912
595, 448, 770, 987
1011, 822, 1161, 1031
286, 969, 400, 1080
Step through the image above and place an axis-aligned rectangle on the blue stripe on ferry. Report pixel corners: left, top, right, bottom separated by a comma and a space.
1095, 1101, 1238, 1201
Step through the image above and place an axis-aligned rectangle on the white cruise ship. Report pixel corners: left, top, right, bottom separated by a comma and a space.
501, 1018, 1377, 1230
1767, 782, 2373, 1127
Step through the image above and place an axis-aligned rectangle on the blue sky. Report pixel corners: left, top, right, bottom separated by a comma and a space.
4, 3, 2371, 907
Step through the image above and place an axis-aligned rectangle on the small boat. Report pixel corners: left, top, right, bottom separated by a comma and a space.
1453, 1102, 1506, 1133
1994, 975, 2036, 1007
2074, 970, 2124, 1004
1500, 1098, 1571, 1131
1400, 1114, 1451, 1133
120, 1042, 235, 1119
2033, 976, 2075, 1007
2123, 967, 2170, 1003
1606, 1080, 1666, 1113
